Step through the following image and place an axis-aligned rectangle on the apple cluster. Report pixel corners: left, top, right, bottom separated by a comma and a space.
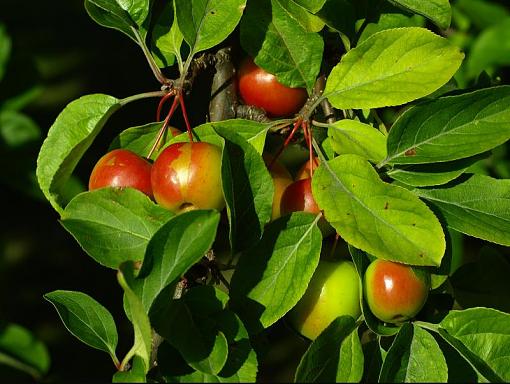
88, 58, 431, 342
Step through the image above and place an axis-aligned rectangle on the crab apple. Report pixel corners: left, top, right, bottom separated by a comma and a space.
296, 157, 320, 180
364, 259, 431, 324
238, 57, 308, 117
88, 149, 153, 198
151, 142, 225, 213
263, 154, 293, 221
280, 178, 320, 216
288, 260, 361, 340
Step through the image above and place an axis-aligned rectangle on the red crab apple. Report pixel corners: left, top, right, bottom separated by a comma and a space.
263, 154, 293, 221
288, 260, 361, 340
364, 259, 431, 324
88, 149, 153, 198
296, 156, 320, 180
151, 142, 225, 213
238, 57, 307, 117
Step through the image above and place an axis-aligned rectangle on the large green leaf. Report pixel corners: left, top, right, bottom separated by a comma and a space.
415, 174, 510, 246
313, 155, 445, 266
175, 0, 246, 55
0, 323, 50, 379
328, 120, 387, 163
230, 212, 322, 331
215, 127, 273, 254
324, 27, 463, 109
380, 324, 448, 382
36, 94, 120, 214
134, 210, 220, 312
84, 0, 150, 42
277, 0, 325, 32
153, 286, 229, 375
0, 24, 11, 83
295, 317, 363, 383
387, 155, 486, 187
388, 0, 451, 29
455, 0, 509, 30
358, 10, 425, 44
316, 0, 355, 39
384, 86, 510, 165
293, 0, 325, 13
118, 265, 151, 375
109, 122, 165, 159
240, 0, 323, 90
61, 188, 173, 269
151, 1, 183, 68
44, 291, 118, 364
167, 119, 270, 154
439, 308, 510, 382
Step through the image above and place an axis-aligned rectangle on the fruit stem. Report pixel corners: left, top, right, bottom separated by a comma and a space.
178, 93, 194, 142
269, 118, 303, 170
119, 90, 167, 106
156, 91, 176, 121
147, 95, 180, 159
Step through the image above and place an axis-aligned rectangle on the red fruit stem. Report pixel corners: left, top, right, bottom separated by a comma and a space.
269, 118, 303, 170
178, 94, 194, 142
156, 91, 175, 121
147, 95, 180, 159
304, 121, 315, 177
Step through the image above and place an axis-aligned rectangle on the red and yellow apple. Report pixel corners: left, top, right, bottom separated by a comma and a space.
151, 142, 225, 213
88, 149, 153, 198
364, 259, 430, 324
264, 155, 293, 221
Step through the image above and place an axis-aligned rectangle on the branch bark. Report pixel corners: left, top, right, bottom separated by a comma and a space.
209, 47, 237, 122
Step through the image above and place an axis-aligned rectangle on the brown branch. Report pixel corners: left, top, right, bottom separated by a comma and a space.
209, 47, 238, 122
235, 104, 271, 122
314, 75, 336, 124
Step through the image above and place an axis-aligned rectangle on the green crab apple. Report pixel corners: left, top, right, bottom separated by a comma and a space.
151, 142, 225, 213
238, 57, 308, 117
88, 149, 153, 198
364, 259, 431, 324
288, 260, 361, 340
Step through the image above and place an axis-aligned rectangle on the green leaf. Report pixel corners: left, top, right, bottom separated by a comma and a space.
151, 1, 183, 68
167, 119, 269, 154
215, 127, 273, 254
0, 110, 40, 148
384, 86, 510, 165
451, 248, 510, 313
44, 290, 118, 364
175, 0, 246, 55
380, 324, 448, 382
277, 0, 325, 32
153, 286, 229, 375
61, 188, 173, 269
36, 94, 120, 214
314, 155, 445, 266
84, 0, 149, 42
357, 11, 425, 44
0, 24, 11, 83
231, 212, 322, 331
118, 264, 152, 375
109, 122, 164, 159
388, 0, 451, 29
134, 210, 220, 312
328, 120, 387, 163
324, 27, 464, 109
316, 0, 355, 39
415, 174, 510, 247
240, 0, 324, 90
0, 323, 50, 379
387, 154, 487, 187
113, 355, 146, 383
439, 307, 510, 382
466, 18, 510, 78
295, 316, 363, 383
293, 0, 325, 13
